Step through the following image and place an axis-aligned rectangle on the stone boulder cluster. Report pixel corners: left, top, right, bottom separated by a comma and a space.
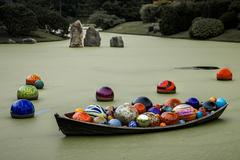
69, 20, 124, 48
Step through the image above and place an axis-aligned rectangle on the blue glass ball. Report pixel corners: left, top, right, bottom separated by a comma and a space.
216, 98, 227, 108
196, 111, 203, 118
162, 106, 173, 112
35, 80, 44, 89
148, 107, 161, 114
108, 119, 122, 127
186, 97, 200, 109
128, 121, 138, 127
11, 99, 35, 118
179, 120, 186, 124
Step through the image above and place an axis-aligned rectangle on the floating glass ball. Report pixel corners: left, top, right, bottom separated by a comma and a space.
10, 99, 35, 118
84, 105, 107, 118
136, 114, 151, 127
217, 67, 232, 81
173, 104, 197, 121
35, 80, 44, 89
108, 119, 122, 127
17, 85, 38, 100
128, 121, 138, 127
132, 96, 153, 110
114, 103, 138, 124
157, 80, 176, 94
216, 98, 227, 108
26, 74, 41, 85
96, 86, 114, 101
186, 97, 200, 109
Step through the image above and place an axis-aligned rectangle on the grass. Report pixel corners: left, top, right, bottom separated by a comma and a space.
106, 21, 240, 43
0, 29, 67, 44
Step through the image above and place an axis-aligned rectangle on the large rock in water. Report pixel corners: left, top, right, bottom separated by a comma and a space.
69, 20, 84, 48
110, 36, 124, 48
84, 26, 101, 47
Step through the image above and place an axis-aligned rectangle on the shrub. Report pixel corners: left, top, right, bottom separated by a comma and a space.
0, 3, 38, 35
159, 2, 198, 35
228, 0, 240, 13
140, 4, 160, 23
189, 18, 224, 39
220, 11, 238, 29
88, 11, 125, 30
203, 0, 232, 18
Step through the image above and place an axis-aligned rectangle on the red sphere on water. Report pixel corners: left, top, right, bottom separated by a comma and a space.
96, 86, 114, 101
157, 80, 176, 94
217, 67, 232, 81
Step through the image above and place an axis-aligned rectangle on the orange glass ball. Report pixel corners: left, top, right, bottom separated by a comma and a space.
161, 112, 179, 125
217, 67, 232, 80
26, 74, 41, 85
133, 103, 146, 114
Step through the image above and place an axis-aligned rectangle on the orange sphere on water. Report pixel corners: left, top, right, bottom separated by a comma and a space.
26, 74, 41, 85
217, 67, 232, 80
133, 103, 146, 114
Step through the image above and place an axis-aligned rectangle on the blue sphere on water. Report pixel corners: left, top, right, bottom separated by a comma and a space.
196, 111, 203, 118
186, 97, 200, 109
216, 98, 227, 108
35, 80, 44, 89
10, 99, 35, 118
108, 119, 122, 127
128, 121, 138, 127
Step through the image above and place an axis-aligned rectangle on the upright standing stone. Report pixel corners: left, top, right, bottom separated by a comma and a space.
69, 20, 84, 48
110, 36, 124, 48
84, 26, 101, 47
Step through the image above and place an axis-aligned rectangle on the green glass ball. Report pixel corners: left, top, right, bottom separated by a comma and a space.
17, 85, 38, 100
35, 80, 44, 89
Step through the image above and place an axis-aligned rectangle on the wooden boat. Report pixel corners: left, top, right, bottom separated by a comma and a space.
54, 104, 227, 136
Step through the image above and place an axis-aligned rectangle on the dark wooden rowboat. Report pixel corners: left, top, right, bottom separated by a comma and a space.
54, 104, 227, 136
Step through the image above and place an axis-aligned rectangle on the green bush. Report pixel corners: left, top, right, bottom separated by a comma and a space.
159, 2, 198, 35
0, 3, 38, 35
140, 4, 160, 23
220, 11, 238, 29
189, 18, 224, 39
228, 0, 240, 13
88, 11, 125, 30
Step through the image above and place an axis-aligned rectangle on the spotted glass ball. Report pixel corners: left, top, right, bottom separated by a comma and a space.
17, 85, 38, 100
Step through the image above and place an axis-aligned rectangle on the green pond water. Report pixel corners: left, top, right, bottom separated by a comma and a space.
0, 33, 240, 160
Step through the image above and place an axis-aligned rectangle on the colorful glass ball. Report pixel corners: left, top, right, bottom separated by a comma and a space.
136, 114, 151, 127
148, 107, 161, 115
144, 112, 160, 127
157, 80, 176, 94
202, 101, 217, 111
17, 85, 38, 100
162, 106, 173, 112
72, 112, 93, 122
26, 74, 41, 85
217, 67, 232, 81
173, 104, 197, 121
216, 98, 227, 108
11, 99, 35, 118
93, 116, 107, 124
161, 112, 179, 125
96, 86, 114, 101
164, 98, 181, 108
132, 96, 153, 110
114, 103, 138, 124
128, 121, 138, 127
196, 111, 203, 118
133, 103, 146, 114
186, 97, 200, 109
84, 105, 107, 118
108, 119, 122, 127
198, 107, 207, 116
35, 80, 44, 89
